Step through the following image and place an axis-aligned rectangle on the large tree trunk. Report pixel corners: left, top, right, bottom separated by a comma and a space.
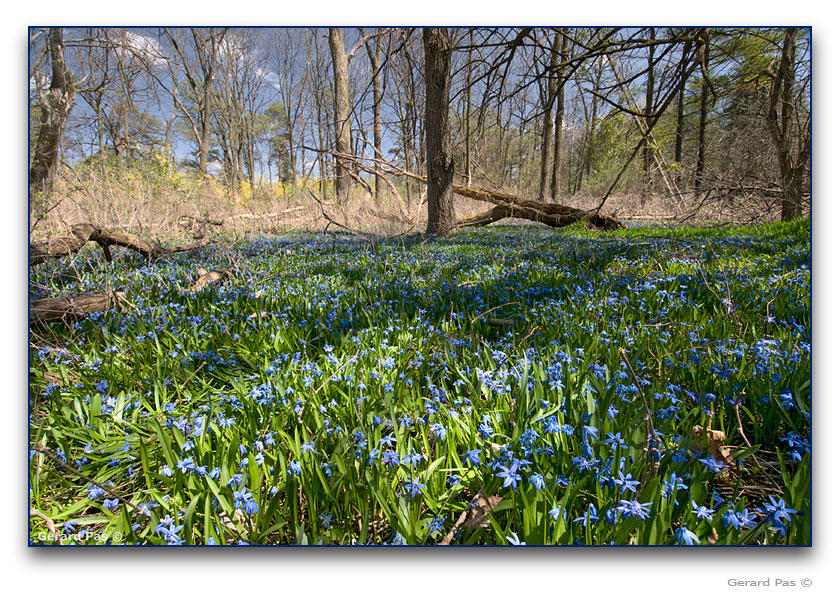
769, 28, 809, 221
329, 28, 353, 205
456, 205, 622, 231
30, 28, 75, 194
423, 28, 456, 235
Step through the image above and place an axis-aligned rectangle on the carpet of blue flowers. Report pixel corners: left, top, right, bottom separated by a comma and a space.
28, 219, 810, 545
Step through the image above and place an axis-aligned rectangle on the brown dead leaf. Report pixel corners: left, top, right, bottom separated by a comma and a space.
191, 268, 232, 291
464, 494, 504, 529
690, 425, 736, 472
218, 509, 247, 543
439, 491, 504, 545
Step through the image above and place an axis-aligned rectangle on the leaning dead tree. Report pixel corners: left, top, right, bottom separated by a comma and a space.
30, 223, 212, 267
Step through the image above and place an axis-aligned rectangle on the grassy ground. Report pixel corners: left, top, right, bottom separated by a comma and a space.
28, 219, 810, 545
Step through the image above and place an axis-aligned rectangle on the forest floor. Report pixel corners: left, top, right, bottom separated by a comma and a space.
28, 219, 810, 545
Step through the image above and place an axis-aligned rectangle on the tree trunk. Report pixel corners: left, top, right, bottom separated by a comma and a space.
365, 32, 384, 202
328, 28, 353, 205
674, 40, 691, 194
769, 28, 809, 221
694, 29, 710, 193
30, 28, 75, 194
31, 292, 122, 326
423, 28, 456, 235
452, 184, 623, 231
642, 27, 656, 202
30, 223, 213, 266
464, 29, 474, 186
539, 31, 562, 200
198, 44, 216, 176
550, 30, 570, 203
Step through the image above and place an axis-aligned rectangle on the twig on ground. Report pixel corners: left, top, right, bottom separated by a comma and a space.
619, 349, 661, 474
33, 444, 140, 512
30, 507, 61, 543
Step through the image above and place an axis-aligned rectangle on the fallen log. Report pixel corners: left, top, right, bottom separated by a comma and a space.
311, 150, 624, 231
31, 265, 233, 326
30, 225, 94, 266
451, 186, 623, 231
30, 223, 213, 267
30, 291, 123, 326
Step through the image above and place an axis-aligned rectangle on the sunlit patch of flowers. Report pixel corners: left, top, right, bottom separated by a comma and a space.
28, 219, 810, 545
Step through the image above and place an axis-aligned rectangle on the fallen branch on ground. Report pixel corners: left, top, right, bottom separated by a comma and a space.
30, 223, 214, 267
227, 207, 307, 220
30, 291, 124, 326
308, 149, 624, 231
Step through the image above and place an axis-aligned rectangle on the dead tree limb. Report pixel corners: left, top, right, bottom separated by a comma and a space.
30, 224, 95, 266
449, 186, 623, 230
30, 223, 213, 267
306, 149, 624, 231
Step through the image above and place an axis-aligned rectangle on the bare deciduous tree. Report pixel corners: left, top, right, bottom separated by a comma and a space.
31, 28, 76, 193
423, 27, 456, 235
768, 28, 810, 221
328, 28, 353, 204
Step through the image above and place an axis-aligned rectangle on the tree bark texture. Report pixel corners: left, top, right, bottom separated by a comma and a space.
451, 184, 623, 230
30, 28, 75, 194
329, 28, 353, 204
30, 291, 121, 326
769, 28, 809, 221
423, 28, 456, 235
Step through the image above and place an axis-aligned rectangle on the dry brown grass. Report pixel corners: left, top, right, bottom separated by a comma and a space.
30, 161, 805, 244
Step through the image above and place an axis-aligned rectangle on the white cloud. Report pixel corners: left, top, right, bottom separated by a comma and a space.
118, 31, 166, 66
